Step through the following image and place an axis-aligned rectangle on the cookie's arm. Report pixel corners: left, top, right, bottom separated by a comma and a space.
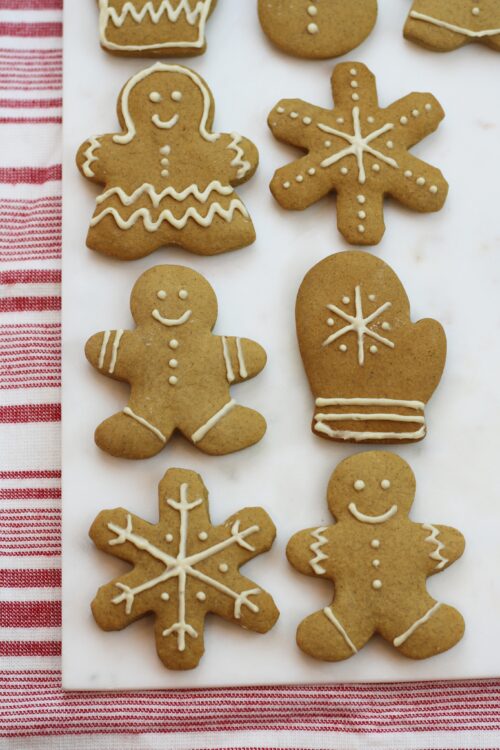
76, 134, 112, 183
268, 99, 331, 149
85, 329, 133, 382
287, 526, 334, 578
218, 336, 267, 385
217, 133, 259, 185
421, 524, 465, 576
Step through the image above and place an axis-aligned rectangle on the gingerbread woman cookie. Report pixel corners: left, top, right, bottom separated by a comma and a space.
296, 252, 446, 444
405, 0, 500, 52
258, 0, 378, 60
287, 452, 465, 662
98, 0, 218, 57
85, 265, 267, 459
90, 468, 279, 670
268, 62, 448, 246
77, 63, 258, 260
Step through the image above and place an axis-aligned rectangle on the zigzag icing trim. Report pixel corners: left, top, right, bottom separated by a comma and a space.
228, 133, 251, 179
309, 527, 328, 574
90, 199, 249, 232
422, 523, 448, 571
96, 181, 233, 208
82, 136, 101, 178
105, 0, 210, 27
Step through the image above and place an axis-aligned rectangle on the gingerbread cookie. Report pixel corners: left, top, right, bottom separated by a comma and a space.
77, 63, 258, 260
268, 62, 448, 246
98, 0, 218, 56
296, 251, 446, 444
258, 0, 378, 60
287, 452, 465, 662
405, 1, 500, 52
90, 468, 279, 670
85, 265, 267, 459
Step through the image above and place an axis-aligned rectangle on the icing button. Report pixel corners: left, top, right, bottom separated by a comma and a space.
371, 539, 380, 549
169, 339, 179, 350
372, 579, 383, 590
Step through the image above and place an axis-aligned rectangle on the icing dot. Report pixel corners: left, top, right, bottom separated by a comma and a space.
368, 294, 376, 301
372, 579, 383, 590
308, 167, 316, 176
283, 181, 291, 189
336, 118, 345, 125
351, 81, 359, 89
404, 170, 413, 178
340, 167, 348, 175
358, 224, 365, 234
160, 145, 171, 155
307, 22, 319, 34
296, 175, 304, 183
371, 539, 380, 549
352, 93, 360, 102
196, 591, 207, 602
178, 289, 188, 300
400, 116, 408, 125
157, 290, 167, 300
342, 296, 350, 304
412, 109, 420, 117
370, 345, 378, 354
472, 6, 480, 15
161, 592, 170, 601
302, 116, 312, 126
219, 563, 229, 573
277, 106, 285, 114
358, 210, 366, 220
429, 185, 438, 194
367, 116, 375, 124
372, 560, 380, 568
339, 344, 348, 353
324, 140, 332, 147
161, 158, 169, 167
169, 339, 179, 349
165, 533, 173, 542
161, 170, 169, 178
386, 141, 394, 149
149, 91, 162, 103
327, 317, 334, 326
354, 480, 365, 491
372, 164, 380, 173
350, 68, 358, 76
425, 103, 432, 111
169, 359, 178, 368
290, 111, 299, 119
307, 5, 318, 16
198, 531, 208, 541
169, 376, 178, 386
357, 195, 366, 204
381, 479, 391, 490
382, 322, 391, 331
171, 90, 182, 102
416, 177, 426, 186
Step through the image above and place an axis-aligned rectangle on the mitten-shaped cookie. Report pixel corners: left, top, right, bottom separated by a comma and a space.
405, 0, 500, 52
77, 63, 258, 260
296, 251, 446, 444
90, 468, 279, 670
258, 0, 378, 59
85, 265, 267, 459
287, 452, 465, 662
98, 0, 218, 57
268, 62, 448, 246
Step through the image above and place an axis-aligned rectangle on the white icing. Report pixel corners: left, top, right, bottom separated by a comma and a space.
218, 563, 229, 573
222, 336, 235, 383
152, 113, 179, 131
178, 289, 188, 300
323, 286, 395, 366
90, 199, 249, 232
381, 479, 391, 490
309, 527, 328, 574
108, 329, 124, 375
169, 359, 178, 368
99, 0, 214, 52
149, 92, 162, 103
236, 338, 248, 379
410, 10, 500, 38
152, 308, 192, 327
169, 339, 179, 349
317, 107, 399, 185
422, 523, 449, 571
123, 406, 167, 443
169, 376, 178, 386
348, 503, 398, 524
98, 330, 111, 370
323, 607, 357, 654
157, 290, 167, 300
161, 592, 170, 600
227, 133, 252, 179
393, 602, 442, 648
371, 539, 380, 549
196, 591, 206, 601
191, 398, 236, 444
372, 579, 382, 590
316, 397, 425, 410
113, 64, 220, 146
307, 23, 319, 34
171, 91, 183, 102
354, 480, 365, 491
198, 531, 208, 541
82, 136, 101, 178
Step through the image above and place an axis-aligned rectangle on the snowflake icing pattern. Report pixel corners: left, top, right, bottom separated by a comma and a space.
268, 62, 449, 246
90, 469, 279, 670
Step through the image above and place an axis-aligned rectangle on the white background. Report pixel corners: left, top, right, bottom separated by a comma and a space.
62, 0, 500, 689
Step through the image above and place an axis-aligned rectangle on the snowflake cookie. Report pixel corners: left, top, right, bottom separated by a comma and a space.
405, 0, 500, 52
76, 63, 258, 260
258, 0, 378, 60
97, 0, 218, 57
85, 264, 267, 459
296, 251, 446, 444
287, 452, 465, 662
268, 62, 448, 246
90, 468, 279, 670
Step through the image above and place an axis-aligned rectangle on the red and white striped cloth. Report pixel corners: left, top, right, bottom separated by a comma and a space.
2, 2, 500, 748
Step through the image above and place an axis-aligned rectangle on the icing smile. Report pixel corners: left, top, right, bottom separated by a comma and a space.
348, 502, 398, 524
152, 308, 192, 327
152, 113, 179, 130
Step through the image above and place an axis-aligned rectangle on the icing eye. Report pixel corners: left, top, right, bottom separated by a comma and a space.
354, 480, 365, 491
171, 91, 183, 102
157, 290, 167, 300
178, 289, 188, 300
149, 91, 162, 103
381, 479, 391, 490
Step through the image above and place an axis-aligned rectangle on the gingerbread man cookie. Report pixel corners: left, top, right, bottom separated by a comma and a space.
85, 265, 267, 459
296, 252, 446, 444
77, 63, 258, 260
258, 0, 378, 60
405, 0, 500, 52
90, 468, 279, 670
98, 0, 218, 57
268, 62, 448, 246
287, 452, 465, 662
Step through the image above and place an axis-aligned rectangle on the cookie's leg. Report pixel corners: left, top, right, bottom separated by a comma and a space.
404, 16, 467, 52
174, 213, 256, 255
87, 219, 160, 260
185, 402, 266, 455
95, 410, 173, 460
385, 598, 465, 659
296, 600, 374, 662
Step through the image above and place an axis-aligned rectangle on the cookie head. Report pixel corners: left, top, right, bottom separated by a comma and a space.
327, 451, 416, 522
130, 264, 218, 330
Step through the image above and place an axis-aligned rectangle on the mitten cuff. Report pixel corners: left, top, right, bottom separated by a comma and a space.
314, 397, 426, 443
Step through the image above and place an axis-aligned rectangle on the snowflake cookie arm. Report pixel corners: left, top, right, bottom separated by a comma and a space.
330, 63, 380, 112
268, 98, 334, 149
76, 134, 115, 184
215, 133, 259, 185
419, 523, 465, 576
85, 329, 134, 382
217, 336, 267, 385
336, 187, 385, 246
286, 526, 335, 578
